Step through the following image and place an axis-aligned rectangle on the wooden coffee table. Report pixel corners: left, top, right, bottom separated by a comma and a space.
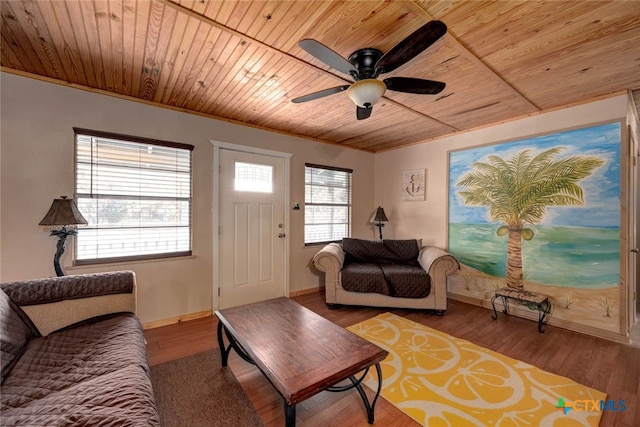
215, 297, 388, 427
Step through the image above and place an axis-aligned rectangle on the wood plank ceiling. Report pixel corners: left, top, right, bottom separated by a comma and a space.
2, 0, 640, 152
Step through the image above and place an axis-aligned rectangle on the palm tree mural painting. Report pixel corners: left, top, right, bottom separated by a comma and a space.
456, 147, 604, 290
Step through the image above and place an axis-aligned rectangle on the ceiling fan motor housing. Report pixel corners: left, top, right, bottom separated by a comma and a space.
348, 48, 384, 80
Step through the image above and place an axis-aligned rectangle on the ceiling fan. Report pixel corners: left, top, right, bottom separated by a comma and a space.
292, 20, 447, 120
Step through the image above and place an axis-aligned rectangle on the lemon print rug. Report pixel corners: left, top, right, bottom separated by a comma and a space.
347, 313, 605, 427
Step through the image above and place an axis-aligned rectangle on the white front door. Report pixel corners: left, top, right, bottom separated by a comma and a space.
218, 149, 286, 308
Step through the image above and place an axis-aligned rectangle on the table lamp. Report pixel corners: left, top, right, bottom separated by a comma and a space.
39, 196, 88, 276
370, 207, 389, 240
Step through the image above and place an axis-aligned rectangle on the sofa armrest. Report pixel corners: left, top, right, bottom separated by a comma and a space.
0, 271, 137, 336
312, 243, 345, 304
312, 243, 345, 273
419, 246, 460, 280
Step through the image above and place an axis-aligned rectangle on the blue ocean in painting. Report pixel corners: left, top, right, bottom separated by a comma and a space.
448, 122, 621, 289
448, 223, 620, 288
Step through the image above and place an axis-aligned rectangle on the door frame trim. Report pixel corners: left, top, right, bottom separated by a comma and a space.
628, 124, 639, 331
210, 140, 292, 310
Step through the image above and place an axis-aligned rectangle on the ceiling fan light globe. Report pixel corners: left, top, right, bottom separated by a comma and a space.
347, 79, 386, 108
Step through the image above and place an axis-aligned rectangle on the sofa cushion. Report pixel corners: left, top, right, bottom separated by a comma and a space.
341, 263, 390, 295
1, 364, 159, 426
0, 289, 36, 383
1, 313, 159, 425
342, 238, 420, 265
380, 264, 431, 298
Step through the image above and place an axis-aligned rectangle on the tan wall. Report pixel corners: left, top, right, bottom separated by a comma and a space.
374, 96, 629, 244
374, 95, 631, 340
0, 72, 374, 324
3, 71, 629, 331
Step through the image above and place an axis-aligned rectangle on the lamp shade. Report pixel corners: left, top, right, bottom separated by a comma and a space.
370, 206, 389, 223
347, 79, 387, 108
39, 196, 88, 227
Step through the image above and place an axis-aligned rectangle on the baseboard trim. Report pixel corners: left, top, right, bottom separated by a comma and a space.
143, 309, 213, 330
289, 286, 324, 297
140, 290, 325, 329
447, 292, 629, 344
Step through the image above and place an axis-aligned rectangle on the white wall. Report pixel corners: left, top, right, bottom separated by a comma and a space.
0, 72, 375, 325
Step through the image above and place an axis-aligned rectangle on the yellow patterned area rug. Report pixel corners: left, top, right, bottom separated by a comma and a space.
347, 313, 606, 427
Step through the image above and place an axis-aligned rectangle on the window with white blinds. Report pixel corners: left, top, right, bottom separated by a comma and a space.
304, 163, 352, 245
74, 128, 193, 264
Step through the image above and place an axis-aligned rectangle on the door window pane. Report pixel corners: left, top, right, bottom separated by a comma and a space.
235, 162, 273, 193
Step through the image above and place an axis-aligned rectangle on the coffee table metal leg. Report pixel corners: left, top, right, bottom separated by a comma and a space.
217, 321, 256, 367
284, 403, 296, 427
216, 321, 231, 367
371, 363, 383, 421
345, 363, 383, 424
325, 363, 384, 424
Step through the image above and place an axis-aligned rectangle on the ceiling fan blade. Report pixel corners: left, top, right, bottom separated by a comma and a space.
299, 39, 358, 76
383, 77, 446, 94
291, 85, 350, 103
356, 106, 372, 120
375, 20, 447, 74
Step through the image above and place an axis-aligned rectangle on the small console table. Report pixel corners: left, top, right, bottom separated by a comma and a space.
491, 287, 551, 333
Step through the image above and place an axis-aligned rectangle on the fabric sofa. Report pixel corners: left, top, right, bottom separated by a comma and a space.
313, 238, 459, 313
0, 271, 160, 426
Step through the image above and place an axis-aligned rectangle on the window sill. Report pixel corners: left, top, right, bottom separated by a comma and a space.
66, 254, 197, 272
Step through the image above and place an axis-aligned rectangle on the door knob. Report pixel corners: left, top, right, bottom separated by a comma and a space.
278, 233, 286, 238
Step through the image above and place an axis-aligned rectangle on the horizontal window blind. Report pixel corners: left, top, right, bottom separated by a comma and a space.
75, 129, 193, 263
304, 164, 352, 245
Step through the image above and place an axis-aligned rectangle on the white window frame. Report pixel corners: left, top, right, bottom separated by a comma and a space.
74, 128, 193, 264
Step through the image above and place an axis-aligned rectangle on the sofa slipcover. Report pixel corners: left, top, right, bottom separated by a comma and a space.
313, 238, 459, 313
0, 271, 160, 426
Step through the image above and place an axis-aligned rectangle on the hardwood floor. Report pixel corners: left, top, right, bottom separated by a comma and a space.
144, 292, 640, 427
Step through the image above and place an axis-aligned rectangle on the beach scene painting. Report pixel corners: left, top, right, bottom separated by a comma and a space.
447, 122, 622, 334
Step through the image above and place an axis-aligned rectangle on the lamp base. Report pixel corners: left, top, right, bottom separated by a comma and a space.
53, 234, 68, 277
50, 227, 77, 277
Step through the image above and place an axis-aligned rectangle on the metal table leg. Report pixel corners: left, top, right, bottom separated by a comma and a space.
216, 321, 255, 366
537, 299, 552, 333
491, 294, 499, 319
327, 363, 383, 424
284, 403, 296, 427
216, 321, 230, 366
